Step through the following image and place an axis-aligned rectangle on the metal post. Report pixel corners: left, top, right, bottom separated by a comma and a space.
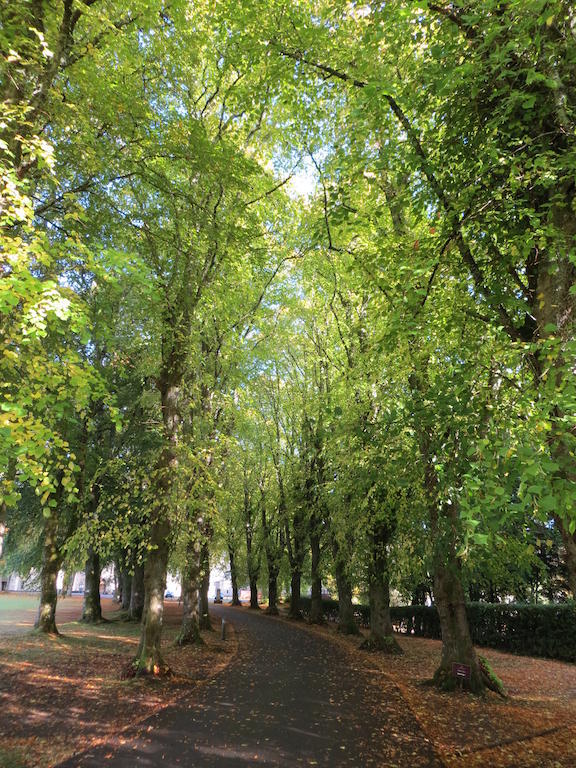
221, 618, 226, 640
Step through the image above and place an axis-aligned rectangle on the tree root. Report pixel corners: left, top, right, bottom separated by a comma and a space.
337, 621, 360, 636
360, 634, 404, 655
175, 631, 204, 647
479, 655, 507, 698
432, 656, 507, 697
123, 657, 173, 679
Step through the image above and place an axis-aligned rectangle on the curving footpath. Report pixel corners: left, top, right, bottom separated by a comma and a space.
57, 605, 442, 767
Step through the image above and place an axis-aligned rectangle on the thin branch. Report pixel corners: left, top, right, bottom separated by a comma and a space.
244, 174, 294, 207
274, 43, 524, 342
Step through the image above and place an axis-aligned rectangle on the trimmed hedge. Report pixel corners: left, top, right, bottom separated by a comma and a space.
391, 603, 576, 662
297, 597, 576, 662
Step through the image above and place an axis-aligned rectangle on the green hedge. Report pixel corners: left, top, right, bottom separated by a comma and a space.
298, 597, 576, 662
391, 603, 576, 662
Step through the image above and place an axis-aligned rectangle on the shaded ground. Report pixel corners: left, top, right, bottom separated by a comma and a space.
0, 597, 233, 768
56, 605, 442, 768
2, 596, 575, 767
305, 619, 576, 768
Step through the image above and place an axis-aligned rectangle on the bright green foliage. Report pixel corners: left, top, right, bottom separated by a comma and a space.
1, 0, 574, 686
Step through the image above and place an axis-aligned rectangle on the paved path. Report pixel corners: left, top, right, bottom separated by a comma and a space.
58, 606, 442, 767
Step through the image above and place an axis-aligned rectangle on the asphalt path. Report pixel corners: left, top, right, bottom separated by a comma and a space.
57, 605, 442, 767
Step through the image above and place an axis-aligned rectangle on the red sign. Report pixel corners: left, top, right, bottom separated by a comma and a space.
452, 663, 471, 680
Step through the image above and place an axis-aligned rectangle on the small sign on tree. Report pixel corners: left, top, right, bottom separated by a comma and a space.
452, 662, 472, 682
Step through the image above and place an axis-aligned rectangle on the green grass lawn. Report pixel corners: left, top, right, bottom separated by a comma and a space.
0, 592, 40, 635
0, 592, 39, 613
0, 591, 89, 635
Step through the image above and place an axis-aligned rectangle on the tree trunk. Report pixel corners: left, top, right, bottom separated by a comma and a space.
133, 358, 184, 675
309, 527, 323, 623
334, 556, 358, 635
35, 509, 61, 635
228, 546, 241, 605
177, 539, 203, 645
199, 541, 212, 630
81, 547, 102, 623
249, 575, 260, 609
134, 516, 171, 675
411, 583, 429, 606
266, 568, 279, 615
120, 568, 132, 612
288, 569, 302, 619
128, 562, 145, 622
433, 562, 484, 692
244, 478, 261, 611
361, 522, 402, 654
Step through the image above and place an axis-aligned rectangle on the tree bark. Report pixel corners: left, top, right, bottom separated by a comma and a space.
334, 553, 358, 634
261, 485, 281, 615
199, 541, 212, 630
286, 507, 306, 620
244, 474, 261, 611
177, 539, 203, 645
120, 568, 132, 612
361, 521, 402, 654
289, 570, 302, 619
249, 575, 260, 609
81, 547, 102, 623
128, 562, 145, 622
432, 561, 484, 692
309, 525, 323, 623
266, 568, 279, 615
134, 339, 185, 674
35, 509, 61, 635
134, 516, 171, 675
